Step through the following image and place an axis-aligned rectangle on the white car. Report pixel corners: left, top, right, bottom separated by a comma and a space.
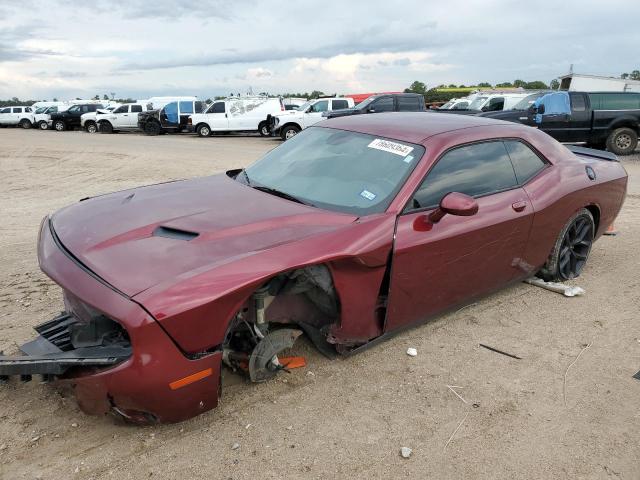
0, 106, 35, 128
439, 97, 472, 110
188, 96, 286, 137
81, 104, 120, 133
95, 103, 146, 133
268, 97, 355, 140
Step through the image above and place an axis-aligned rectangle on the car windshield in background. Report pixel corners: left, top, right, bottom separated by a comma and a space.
296, 101, 312, 111
512, 92, 547, 110
468, 96, 487, 110
243, 127, 424, 216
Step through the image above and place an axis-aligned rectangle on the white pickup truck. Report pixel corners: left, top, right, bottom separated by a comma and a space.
95, 103, 145, 133
188, 96, 285, 137
267, 97, 354, 140
80, 104, 120, 133
0, 106, 35, 128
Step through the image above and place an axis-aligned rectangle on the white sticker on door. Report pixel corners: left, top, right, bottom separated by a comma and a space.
367, 138, 414, 157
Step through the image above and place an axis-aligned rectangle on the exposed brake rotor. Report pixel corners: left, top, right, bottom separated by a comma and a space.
249, 328, 302, 383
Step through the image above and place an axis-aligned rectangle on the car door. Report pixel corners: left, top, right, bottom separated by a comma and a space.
110, 105, 130, 128
369, 96, 394, 113
535, 92, 572, 141
129, 104, 143, 127
0, 107, 10, 124
303, 100, 329, 127
206, 101, 229, 130
11, 107, 22, 124
385, 140, 534, 332
566, 93, 591, 142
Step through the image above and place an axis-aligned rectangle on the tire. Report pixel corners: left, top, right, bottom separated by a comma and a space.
20, 119, 32, 129
538, 208, 595, 281
143, 121, 161, 136
258, 121, 269, 136
197, 124, 211, 137
606, 127, 638, 155
53, 120, 65, 131
85, 121, 97, 134
280, 125, 300, 140
38, 121, 48, 130
99, 121, 113, 134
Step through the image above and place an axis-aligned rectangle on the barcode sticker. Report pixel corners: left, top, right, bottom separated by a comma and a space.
368, 138, 414, 157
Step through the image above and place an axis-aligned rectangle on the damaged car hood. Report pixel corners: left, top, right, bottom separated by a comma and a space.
51, 174, 356, 297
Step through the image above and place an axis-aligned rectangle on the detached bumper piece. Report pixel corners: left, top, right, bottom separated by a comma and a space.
0, 312, 131, 382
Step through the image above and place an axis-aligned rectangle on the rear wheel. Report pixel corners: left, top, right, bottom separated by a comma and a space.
197, 124, 211, 137
258, 121, 269, 136
85, 121, 97, 134
53, 120, 65, 131
38, 120, 48, 130
606, 127, 638, 155
143, 121, 161, 136
20, 119, 32, 129
538, 208, 594, 281
280, 125, 300, 140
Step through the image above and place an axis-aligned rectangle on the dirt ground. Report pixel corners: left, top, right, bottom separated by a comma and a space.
0, 128, 639, 480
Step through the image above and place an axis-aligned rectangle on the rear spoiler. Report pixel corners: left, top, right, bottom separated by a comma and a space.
567, 145, 619, 162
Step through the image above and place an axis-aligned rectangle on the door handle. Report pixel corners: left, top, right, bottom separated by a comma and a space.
512, 200, 527, 212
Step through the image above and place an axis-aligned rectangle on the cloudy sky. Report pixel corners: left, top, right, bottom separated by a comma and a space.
0, 0, 638, 100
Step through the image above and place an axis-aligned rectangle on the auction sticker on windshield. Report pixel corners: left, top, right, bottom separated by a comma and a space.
368, 138, 414, 157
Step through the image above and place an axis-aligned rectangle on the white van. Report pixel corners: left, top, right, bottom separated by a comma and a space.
188, 96, 285, 137
467, 93, 531, 112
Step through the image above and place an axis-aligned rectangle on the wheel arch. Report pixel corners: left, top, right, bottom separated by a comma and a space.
584, 203, 601, 235
281, 121, 302, 132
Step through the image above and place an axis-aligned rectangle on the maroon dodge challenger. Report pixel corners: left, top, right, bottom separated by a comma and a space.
0, 113, 627, 423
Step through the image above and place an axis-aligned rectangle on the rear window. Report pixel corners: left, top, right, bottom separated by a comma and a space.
332, 99, 349, 110
588, 93, 640, 110
397, 96, 423, 111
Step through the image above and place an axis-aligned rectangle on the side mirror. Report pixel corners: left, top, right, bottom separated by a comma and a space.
367, 107, 376, 113
429, 192, 478, 223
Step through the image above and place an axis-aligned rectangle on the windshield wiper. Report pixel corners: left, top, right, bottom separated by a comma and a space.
252, 185, 314, 207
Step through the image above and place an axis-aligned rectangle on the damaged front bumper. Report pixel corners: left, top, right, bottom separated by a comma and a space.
0, 217, 223, 424
0, 312, 131, 380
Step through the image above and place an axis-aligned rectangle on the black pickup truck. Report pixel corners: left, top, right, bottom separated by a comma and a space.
322, 93, 425, 119
479, 91, 640, 155
49, 104, 104, 132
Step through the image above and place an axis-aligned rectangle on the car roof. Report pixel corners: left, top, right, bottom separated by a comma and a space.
319, 112, 513, 144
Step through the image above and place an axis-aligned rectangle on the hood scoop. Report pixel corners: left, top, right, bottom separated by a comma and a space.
153, 226, 199, 241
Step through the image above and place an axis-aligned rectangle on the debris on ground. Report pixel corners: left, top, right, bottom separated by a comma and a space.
231, 442, 240, 450
406, 348, 417, 357
278, 356, 306, 369
446, 385, 468, 404
400, 446, 412, 458
563, 342, 593, 407
479, 343, 522, 360
633, 371, 640, 381
525, 277, 585, 297
444, 412, 470, 451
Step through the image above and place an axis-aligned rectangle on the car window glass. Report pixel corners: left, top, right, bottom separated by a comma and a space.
81, 105, 90, 112
114, 106, 128, 114
310, 100, 329, 113
26, 107, 32, 112
452, 101, 469, 110
131, 105, 143, 113
588, 92, 640, 110
397, 96, 422, 111
195, 101, 204, 113
0, 108, 10, 113
504, 141, 546, 184
410, 141, 518, 210
68, 106, 80, 113
210, 102, 225, 113
486, 97, 504, 111
179, 101, 194, 114
13, 107, 22, 113
372, 97, 394, 112
332, 99, 349, 110
570, 94, 586, 112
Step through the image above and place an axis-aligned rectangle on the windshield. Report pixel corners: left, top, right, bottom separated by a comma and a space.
243, 127, 424, 215
295, 101, 312, 111
35, 107, 48, 114
468, 96, 487, 110
512, 92, 547, 110
439, 101, 453, 109
355, 96, 377, 109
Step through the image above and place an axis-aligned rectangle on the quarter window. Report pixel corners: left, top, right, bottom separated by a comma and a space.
504, 141, 546, 184
372, 97, 394, 112
332, 99, 349, 110
410, 141, 518, 210
131, 104, 143, 113
397, 96, 422, 111
13, 107, 22, 113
